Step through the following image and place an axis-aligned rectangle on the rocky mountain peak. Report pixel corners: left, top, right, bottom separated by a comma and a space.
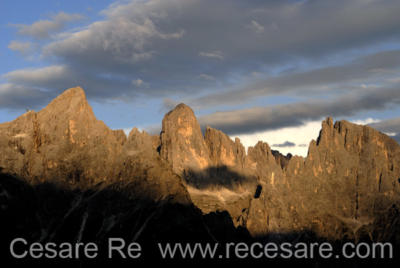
43, 86, 89, 114
36, 86, 98, 137
204, 126, 245, 168
324, 116, 334, 127
0, 87, 124, 185
2, 88, 400, 246
170, 102, 193, 113
160, 103, 211, 175
126, 127, 157, 154
316, 116, 335, 146
36, 87, 110, 146
58, 86, 86, 98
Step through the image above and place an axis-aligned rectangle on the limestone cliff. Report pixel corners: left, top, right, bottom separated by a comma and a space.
158, 103, 400, 239
159, 105, 255, 227
204, 126, 246, 169
0, 87, 120, 185
245, 117, 400, 238
1, 88, 400, 245
160, 103, 211, 176
0, 87, 190, 204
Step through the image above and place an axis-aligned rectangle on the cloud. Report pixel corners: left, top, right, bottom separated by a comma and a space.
43, 6, 184, 68
2, 0, 400, 134
4, 65, 69, 85
369, 117, 400, 143
132, 78, 148, 88
1, 65, 143, 108
199, 51, 224, 60
190, 49, 400, 108
34, 0, 400, 102
198, 74, 215, 81
13, 12, 83, 39
8, 41, 32, 55
123, 128, 132, 136
272, 141, 295, 147
198, 86, 400, 135
393, 134, 400, 143
369, 117, 400, 134
249, 20, 264, 33
233, 118, 382, 157
233, 120, 323, 157
352, 118, 381, 125
161, 98, 179, 112
133, 79, 143, 87
0, 84, 51, 110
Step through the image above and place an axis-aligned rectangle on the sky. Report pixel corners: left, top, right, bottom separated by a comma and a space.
1, 0, 400, 156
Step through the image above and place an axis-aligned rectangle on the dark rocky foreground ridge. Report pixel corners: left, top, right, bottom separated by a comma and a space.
1, 87, 400, 266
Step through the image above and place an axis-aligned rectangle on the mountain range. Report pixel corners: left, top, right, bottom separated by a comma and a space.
1, 87, 400, 266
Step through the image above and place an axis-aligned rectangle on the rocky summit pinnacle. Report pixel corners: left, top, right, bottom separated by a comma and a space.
160, 102, 211, 175
43, 86, 89, 113
1, 87, 400, 251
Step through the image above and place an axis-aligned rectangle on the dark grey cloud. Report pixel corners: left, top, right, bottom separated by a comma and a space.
369, 117, 400, 143
0, 84, 51, 110
2, 0, 400, 133
369, 117, 400, 134
11, 0, 398, 103
190, 49, 400, 108
198, 86, 400, 135
272, 141, 295, 148
1, 65, 142, 109
161, 98, 180, 113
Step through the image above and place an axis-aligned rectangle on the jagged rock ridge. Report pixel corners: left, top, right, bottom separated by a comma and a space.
1, 87, 400, 244
158, 96, 400, 240
0, 87, 189, 204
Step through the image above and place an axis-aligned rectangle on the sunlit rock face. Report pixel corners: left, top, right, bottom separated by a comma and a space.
244, 117, 400, 238
159, 104, 255, 227
1, 87, 400, 245
205, 126, 246, 169
0, 87, 122, 185
160, 103, 211, 176
279, 118, 400, 239
158, 103, 400, 239
0, 87, 190, 205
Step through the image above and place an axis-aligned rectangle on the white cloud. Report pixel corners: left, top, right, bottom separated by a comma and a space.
232, 117, 381, 157
120, 127, 147, 136
8, 41, 32, 55
14, 12, 84, 39
4, 65, 68, 84
352, 117, 380, 125
199, 51, 223, 60
132, 79, 144, 87
249, 20, 264, 33
198, 74, 215, 80
232, 120, 323, 157
123, 128, 132, 136
44, 10, 184, 66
